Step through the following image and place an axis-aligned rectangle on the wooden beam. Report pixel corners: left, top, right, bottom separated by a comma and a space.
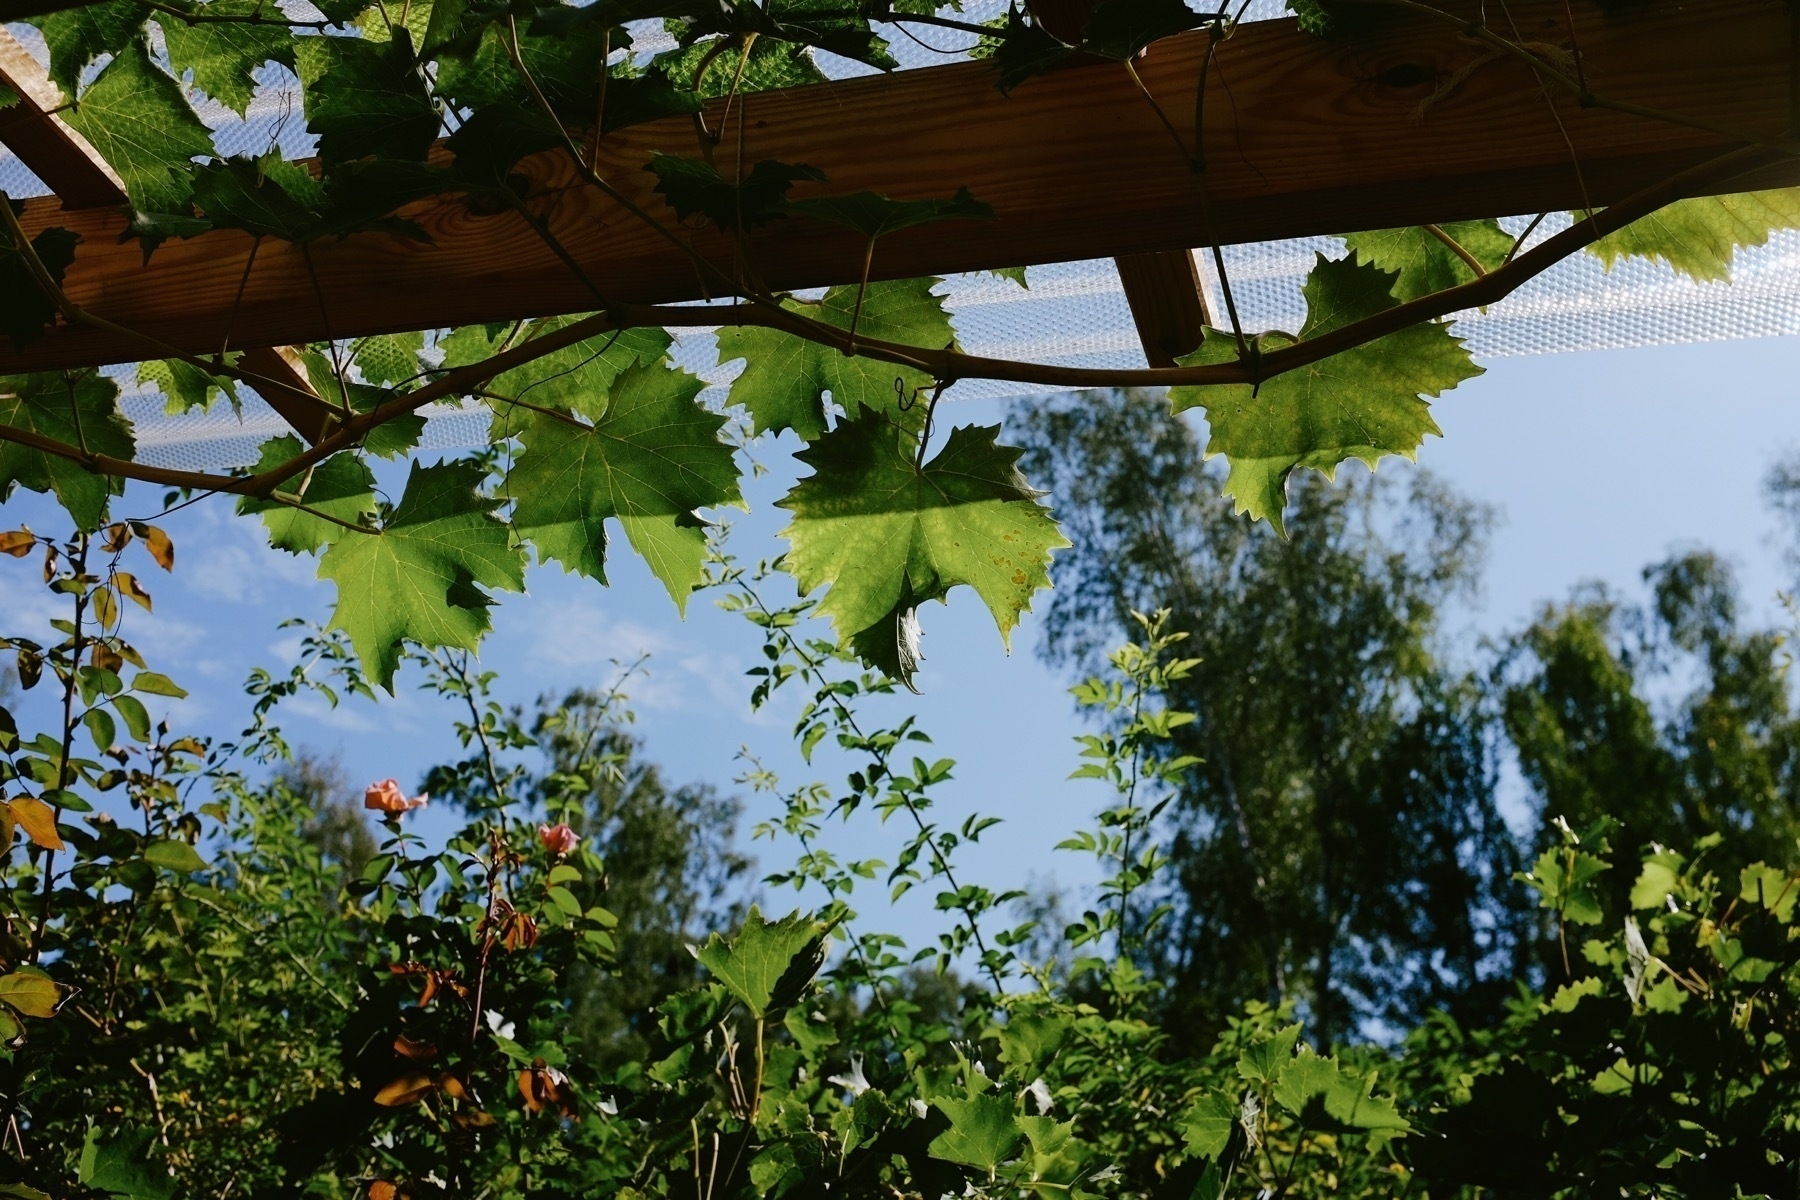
1116, 251, 1211, 367
237, 346, 341, 445
2, 0, 1795, 373
0, 27, 128, 209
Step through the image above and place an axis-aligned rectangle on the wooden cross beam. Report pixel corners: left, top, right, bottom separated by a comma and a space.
1, 0, 1793, 375
0, 27, 343, 439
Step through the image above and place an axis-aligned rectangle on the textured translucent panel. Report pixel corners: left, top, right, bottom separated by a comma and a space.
6, 4, 1800, 473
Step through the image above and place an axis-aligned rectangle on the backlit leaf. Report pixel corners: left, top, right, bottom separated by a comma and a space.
1588, 188, 1800, 283
9, 797, 63, 850
0, 372, 134, 531
237, 438, 377, 555
777, 414, 1067, 656
1340, 220, 1513, 300
318, 459, 527, 689
1170, 253, 1481, 534
928, 1093, 1021, 1172
692, 905, 831, 1018
63, 40, 213, 213
157, 0, 295, 115
144, 839, 207, 873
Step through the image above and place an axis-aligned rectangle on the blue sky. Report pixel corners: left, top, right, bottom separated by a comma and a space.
3, 333, 1798, 954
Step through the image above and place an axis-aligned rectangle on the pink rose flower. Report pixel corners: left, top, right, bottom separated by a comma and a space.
538, 823, 579, 856
365, 778, 428, 815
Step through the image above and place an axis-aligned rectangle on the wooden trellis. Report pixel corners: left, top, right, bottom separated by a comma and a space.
0, 0, 1794, 445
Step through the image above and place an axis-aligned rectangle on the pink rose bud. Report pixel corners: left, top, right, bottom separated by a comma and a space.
538, 823, 579, 856
364, 778, 429, 815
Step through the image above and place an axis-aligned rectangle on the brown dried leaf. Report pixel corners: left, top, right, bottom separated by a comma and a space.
8, 798, 62, 851
91, 643, 123, 674
393, 1034, 439, 1062
0, 530, 33, 558
451, 1108, 497, 1130
373, 1070, 437, 1107
15, 649, 41, 691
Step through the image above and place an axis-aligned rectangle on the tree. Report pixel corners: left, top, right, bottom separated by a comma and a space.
1499, 548, 1800, 920
528, 690, 752, 1070
1013, 390, 1528, 1047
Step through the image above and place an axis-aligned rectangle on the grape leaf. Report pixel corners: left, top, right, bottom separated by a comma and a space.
0, 215, 78, 352
1272, 1049, 1410, 1134
442, 317, 672, 415
782, 187, 993, 240
1179, 1089, 1240, 1161
137, 357, 238, 416
717, 278, 954, 441
294, 31, 440, 164
652, 34, 826, 99
26, 0, 149, 98
189, 155, 324, 242
498, 359, 740, 609
157, 0, 295, 116
63, 40, 214, 213
1169, 253, 1481, 534
237, 437, 377, 554
777, 413, 1067, 650
1340, 220, 1512, 300
647, 155, 826, 231
929, 1094, 1022, 1172
317, 460, 526, 689
1080, 0, 1209, 59
1587, 188, 1800, 283
692, 906, 831, 1018
0, 372, 133, 530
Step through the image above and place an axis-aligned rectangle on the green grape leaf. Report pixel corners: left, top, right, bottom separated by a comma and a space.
692, 905, 831, 1018
1017, 1115, 1089, 1188
26, 0, 149, 98
1235, 1023, 1301, 1086
994, 6, 1074, 92
718, 278, 954, 440
443, 102, 566, 187
1340, 220, 1513, 300
777, 414, 1067, 651
1629, 848, 1684, 911
1179, 1088, 1239, 1161
647, 155, 826, 231
157, 0, 295, 116
1272, 1049, 1410, 1134
498, 359, 740, 609
1739, 862, 1798, 923
0, 372, 133, 530
444, 317, 672, 416
928, 1093, 1021, 1172
354, 332, 425, 388
294, 31, 440, 164
652, 31, 827, 98
782, 187, 994, 240
1587, 188, 1800, 283
189, 155, 324, 242
1080, 0, 1209, 59
0, 215, 79, 352
1170, 253, 1482, 534
288, 348, 422, 459
79, 1123, 172, 1200
317, 459, 526, 689
137, 357, 238, 416
63, 40, 213, 214
600, 67, 703, 133
237, 438, 378, 554
1519, 846, 1611, 926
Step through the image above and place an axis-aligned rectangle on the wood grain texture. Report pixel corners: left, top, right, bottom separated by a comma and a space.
3, 0, 1793, 372
1116, 250, 1211, 367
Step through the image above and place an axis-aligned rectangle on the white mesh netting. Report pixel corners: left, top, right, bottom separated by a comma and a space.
5, 2, 1798, 472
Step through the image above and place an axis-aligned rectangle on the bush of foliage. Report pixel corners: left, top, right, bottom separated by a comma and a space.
0, 530, 1793, 1200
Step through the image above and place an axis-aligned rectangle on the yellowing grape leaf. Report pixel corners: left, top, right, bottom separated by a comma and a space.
1170, 253, 1481, 534
777, 414, 1067, 653
318, 460, 526, 689
497, 359, 740, 610
1588, 188, 1800, 283
0, 372, 133, 531
717, 278, 953, 441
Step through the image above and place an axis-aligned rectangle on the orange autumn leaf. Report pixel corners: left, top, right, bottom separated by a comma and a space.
368, 1182, 401, 1200
8, 798, 62, 851
372, 1071, 436, 1107
393, 1034, 439, 1062
0, 530, 33, 558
